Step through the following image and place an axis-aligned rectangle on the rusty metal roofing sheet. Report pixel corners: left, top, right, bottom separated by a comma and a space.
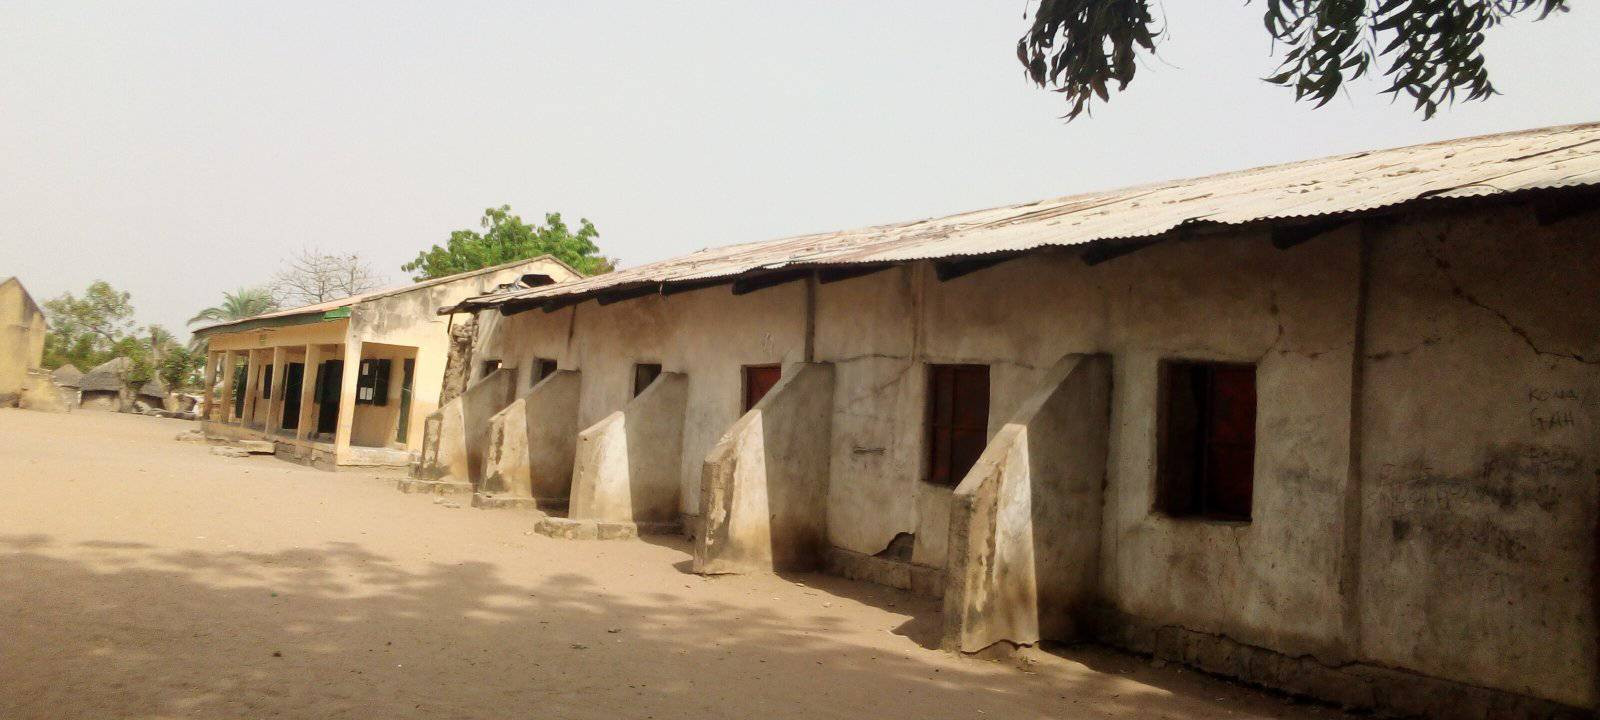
193, 254, 576, 337
459, 122, 1600, 311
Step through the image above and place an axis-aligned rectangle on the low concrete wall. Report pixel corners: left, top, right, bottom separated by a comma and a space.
481, 370, 582, 500
417, 368, 516, 485
695, 363, 834, 574
17, 371, 68, 412
570, 372, 687, 523
943, 354, 1112, 653
78, 390, 125, 413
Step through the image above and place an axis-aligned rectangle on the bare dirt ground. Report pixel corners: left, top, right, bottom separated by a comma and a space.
0, 409, 1349, 720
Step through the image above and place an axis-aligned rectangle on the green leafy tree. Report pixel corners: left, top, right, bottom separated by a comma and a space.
158, 344, 205, 390
109, 337, 155, 385
188, 287, 279, 327
41, 280, 136, 370
402, 205, 614, 281
1018, 0, 1568, 120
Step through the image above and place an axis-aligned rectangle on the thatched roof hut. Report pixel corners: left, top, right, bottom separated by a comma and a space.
137, 378, 167, 400
51, 364, 83, 388
78, 370, 126, 393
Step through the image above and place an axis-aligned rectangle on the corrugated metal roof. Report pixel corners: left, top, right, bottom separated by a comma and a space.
458, 121, 1600, 313
193, 254, 578, 337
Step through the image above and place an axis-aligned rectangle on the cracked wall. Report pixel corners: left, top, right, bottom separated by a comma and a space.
467, 205, 1597, 710
1357, 209, 1600, 708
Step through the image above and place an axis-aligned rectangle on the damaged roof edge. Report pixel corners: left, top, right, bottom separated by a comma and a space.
453, 183, 1600, 316
449, 121, 1600, 315
196, 254, 576, 336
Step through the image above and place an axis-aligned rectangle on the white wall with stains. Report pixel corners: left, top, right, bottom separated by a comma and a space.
470, 203, 1598, 709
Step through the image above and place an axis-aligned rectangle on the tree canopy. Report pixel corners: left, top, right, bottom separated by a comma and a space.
188, 287, 280, 328
42, 281, 136, 371
402, 205, 614, 281
1018, 0, 1568, 120
40, 282, 201, 387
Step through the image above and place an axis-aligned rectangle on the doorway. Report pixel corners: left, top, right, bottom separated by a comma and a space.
231, 360, 247, 419
316, 359, 344, 435
281, 362, 305, 431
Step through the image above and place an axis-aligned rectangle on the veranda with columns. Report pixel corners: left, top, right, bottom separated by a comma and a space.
199, 318, 419, 469
190, 255, 582, 471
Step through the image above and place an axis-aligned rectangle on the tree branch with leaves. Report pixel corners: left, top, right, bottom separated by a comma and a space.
1018, 0, 1568, 120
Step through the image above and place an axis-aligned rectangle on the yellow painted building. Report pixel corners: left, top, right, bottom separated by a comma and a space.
192, 256, 579, 470
0, 277, 47, 406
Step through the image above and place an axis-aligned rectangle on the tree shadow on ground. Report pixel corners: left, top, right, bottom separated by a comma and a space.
648, 533, 943, 650
0, 532, 1342, 720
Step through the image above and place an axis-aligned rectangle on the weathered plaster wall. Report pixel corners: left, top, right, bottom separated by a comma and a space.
571, 371, 687, 523
450, 368, 516, 486
349, 256, 573, 451
476, 281, 808, 517
0, 279, 47, 404
481, 369, 582, 500
469, 207, 1596, 709
944, 353, 1112, 653
1086, 228, 1361, 661
18, 370, 67, 412
1355, 210, 1600, 707
695, 363, 834, 574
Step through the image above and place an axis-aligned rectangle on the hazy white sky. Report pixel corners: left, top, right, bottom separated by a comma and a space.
3, 2, 1596, 338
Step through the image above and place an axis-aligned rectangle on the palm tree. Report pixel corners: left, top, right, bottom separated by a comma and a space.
145, 324, 177, 363
188, 287, 279, 327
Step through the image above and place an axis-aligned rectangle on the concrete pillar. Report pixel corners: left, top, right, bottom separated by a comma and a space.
219, 351, 238, 423
695, 362, 835, 575
941, 354, 1111, 653
333, 340, 362, 462
570, 371, 686, 523
266, 346, 288, 431
241, 350, 261, 429
201, 351, 218, 421
296, 344, 322, 441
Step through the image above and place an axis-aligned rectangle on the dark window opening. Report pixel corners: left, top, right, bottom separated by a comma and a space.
1156, 361, 1257, 522
925, 364, 990, 487
356, 358, 392, 407
633, 363, 662, 397
530, 358, 558, 387
743, 365, 782, 412
480, 359, 501, 378
260, 365, 273, 399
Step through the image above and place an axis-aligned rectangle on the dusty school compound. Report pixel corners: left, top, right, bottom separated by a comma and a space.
181, 123, 1600, 718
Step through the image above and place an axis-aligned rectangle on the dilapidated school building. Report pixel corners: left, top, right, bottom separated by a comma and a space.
193, 256, 579, 470
419, 123, 1599, 718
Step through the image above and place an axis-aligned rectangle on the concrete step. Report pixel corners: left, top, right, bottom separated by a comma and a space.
471, 493, 568, 512
395, 478, 474, 496
532, 516, 681, 541
237, 440, 277, 454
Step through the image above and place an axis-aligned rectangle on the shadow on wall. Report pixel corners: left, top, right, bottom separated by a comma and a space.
0, 533, 1337, 720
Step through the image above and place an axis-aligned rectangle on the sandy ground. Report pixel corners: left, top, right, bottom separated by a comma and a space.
0, 409, 1350, 720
